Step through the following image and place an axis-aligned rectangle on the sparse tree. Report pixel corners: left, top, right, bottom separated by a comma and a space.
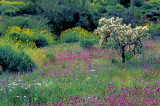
94, 17, 150, 63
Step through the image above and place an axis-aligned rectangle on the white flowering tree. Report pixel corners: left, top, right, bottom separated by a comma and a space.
94, 17, 150, 63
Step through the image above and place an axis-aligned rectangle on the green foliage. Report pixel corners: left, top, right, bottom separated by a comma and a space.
133, 7, 148, 25
119, 0, 130, 7
148, 22, 160, 39
33, 0, 105, 35
106, 40, 120, 50
119, 0, 144, 7
90, 39, 99, 44
86, 1, 106, 29
0, 0, 26, 15
60, 27, 99, 44
147, 0, 160, 10
0, 5, 19, 12
34, 0, 87, 35
46, 53, 56, 62
104, 4, 129, 24
62, 36, 79, 43
106, 3, 124, 11
33, 35, 49, 48
0, 43, 36, 72
135, 0, 145, 7
1, 9, 16, 16
125, 51, 135, 61
92, 0, 119, 6
79, 39, 95, 49
4, 26, 54, 48
0, 16, 51, 33
18, 2, 37, 14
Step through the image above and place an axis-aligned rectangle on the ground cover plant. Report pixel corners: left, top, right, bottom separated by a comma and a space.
0, 0, 160, 106
0, 37, 159, 105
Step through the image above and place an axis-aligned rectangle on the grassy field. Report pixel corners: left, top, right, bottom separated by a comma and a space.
0, 39, 160, 106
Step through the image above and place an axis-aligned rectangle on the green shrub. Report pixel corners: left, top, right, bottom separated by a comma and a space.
62, 36, 79, 43
0, 16, 51, 33
46, 53, 56, 62
79, 39, 95, 49
148, 22, 160, 39
106, 40, 120, 50
33, 35, 49, 48
4, 26, 54, 48
52, 34, 59, 41
60, 27, 99, 44
86, 2, 106, 30
147, 0, 160, 10
135, 0, 145, 7
18, 2, 37, 14
0, 0, 25, 15
106, 4, 125, 11
0, 5, 19, 12
125, 51, 135, 61
90, 39, 99, 44
35, 0, 105, 35
92, 0, 119, 6
1, 9, 16, 16
104, 4, 129, 24
0, 43, 37, 72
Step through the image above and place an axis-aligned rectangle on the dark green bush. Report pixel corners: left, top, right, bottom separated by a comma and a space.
79, 39, 95, 49
34, 0, 104, 35
145, 10, 160, 22
52, 34, 59, 41
1, 9, 16, 16
141, 3, 153, 10
86, 2, 106, 31
148, 0, 160, 10
119, 0, 130, 7
135, 0, 145, 7
33, 35, 49, 48
104, 4, 129, 25
91, 0, 119, 6
119, 0, 144, 7
18, 2, 37, 14
0, 44, 37, 72
62, 36, 79, 44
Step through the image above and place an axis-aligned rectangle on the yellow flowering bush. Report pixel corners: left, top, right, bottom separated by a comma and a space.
60, 27, 99, 43
0, 36, 48, 71
4, 26, 54, 48
0, 0, 25, 6
0, 0, 25, 12
0, 0, 35, 15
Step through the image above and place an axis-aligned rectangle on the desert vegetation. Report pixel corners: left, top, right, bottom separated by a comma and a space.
0, 0, 160, 105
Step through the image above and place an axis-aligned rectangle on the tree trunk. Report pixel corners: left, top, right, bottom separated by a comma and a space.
121, 45, 125, 63
130, 0, 135, 28
82, 0, 85, 6
130, 0, 135, 16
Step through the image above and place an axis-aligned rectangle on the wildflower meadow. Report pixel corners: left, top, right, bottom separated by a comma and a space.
0, 38, 160, 106
0, 0, 160, 106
